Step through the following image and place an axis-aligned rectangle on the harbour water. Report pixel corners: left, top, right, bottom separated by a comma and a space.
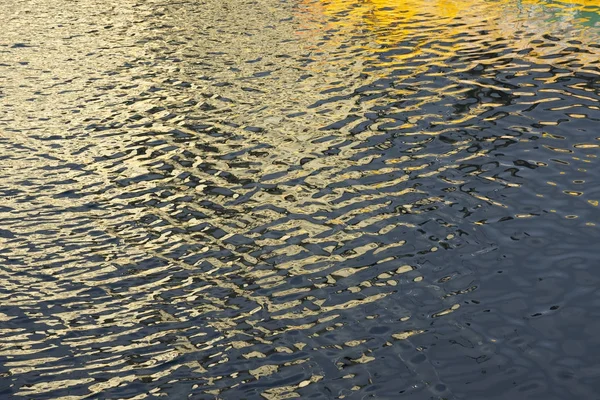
1, 0, 600, 398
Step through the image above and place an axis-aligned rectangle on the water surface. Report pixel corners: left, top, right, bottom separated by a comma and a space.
1, 0, 600, 398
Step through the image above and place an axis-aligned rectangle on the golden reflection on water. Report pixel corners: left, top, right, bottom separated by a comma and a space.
298, 0, 600, 65
2, 0, 600, 398
303, 0, 600, 29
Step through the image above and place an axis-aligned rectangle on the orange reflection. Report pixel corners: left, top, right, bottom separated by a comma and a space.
295, 0, 600, 73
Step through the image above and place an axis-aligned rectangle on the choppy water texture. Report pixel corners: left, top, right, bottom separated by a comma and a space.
1, 0, 600, 398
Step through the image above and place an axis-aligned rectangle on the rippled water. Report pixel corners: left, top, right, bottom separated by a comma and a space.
1, 0, 600, 398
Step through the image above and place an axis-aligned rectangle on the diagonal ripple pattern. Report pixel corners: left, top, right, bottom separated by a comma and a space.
1, 0, 600, 398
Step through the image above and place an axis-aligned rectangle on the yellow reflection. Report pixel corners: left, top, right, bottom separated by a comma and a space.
297, 0, 600, 67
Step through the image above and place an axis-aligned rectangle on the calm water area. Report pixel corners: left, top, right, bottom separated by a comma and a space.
1, 0, 600, 398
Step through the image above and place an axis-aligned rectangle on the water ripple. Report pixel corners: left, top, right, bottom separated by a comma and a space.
1, 0, 600, 398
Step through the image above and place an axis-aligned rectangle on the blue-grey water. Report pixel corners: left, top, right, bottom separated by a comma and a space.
1, 0, 600, 398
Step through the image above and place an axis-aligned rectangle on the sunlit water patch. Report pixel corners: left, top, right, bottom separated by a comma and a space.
1, 0, 599, 398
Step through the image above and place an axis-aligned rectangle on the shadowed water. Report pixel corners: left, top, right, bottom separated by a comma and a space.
1, 0, 600, 398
